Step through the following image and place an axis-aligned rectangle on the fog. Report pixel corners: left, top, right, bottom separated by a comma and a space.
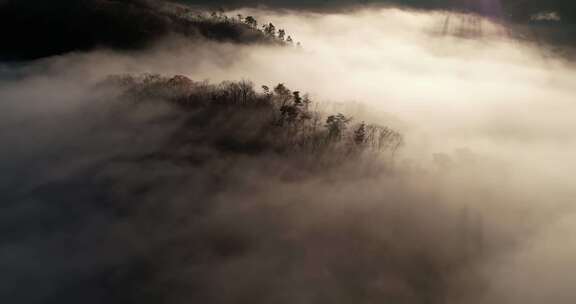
2, 6, 576, 304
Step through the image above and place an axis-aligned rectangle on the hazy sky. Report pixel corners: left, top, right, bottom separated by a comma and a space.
177, 0, 576, 21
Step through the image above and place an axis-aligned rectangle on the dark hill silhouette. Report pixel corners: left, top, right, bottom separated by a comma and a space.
0, 0, 286, 61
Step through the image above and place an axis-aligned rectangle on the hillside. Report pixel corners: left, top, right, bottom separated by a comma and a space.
0, 0, 294, 61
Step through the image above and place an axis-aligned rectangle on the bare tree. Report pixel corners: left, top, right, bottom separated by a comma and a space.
238, 80, 255, 105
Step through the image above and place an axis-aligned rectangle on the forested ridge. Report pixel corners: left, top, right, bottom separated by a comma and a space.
0, 0, 299, 61
104, 73, 402, 165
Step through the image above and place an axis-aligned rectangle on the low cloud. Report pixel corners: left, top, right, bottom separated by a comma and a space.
1, 6, 576, 304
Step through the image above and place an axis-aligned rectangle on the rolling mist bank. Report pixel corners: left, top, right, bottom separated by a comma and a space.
2, 4, 576, 304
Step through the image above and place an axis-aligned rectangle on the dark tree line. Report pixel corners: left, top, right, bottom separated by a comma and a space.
105, 74, 402, 163
0, 0, 300, 61
180, 9, 301, 47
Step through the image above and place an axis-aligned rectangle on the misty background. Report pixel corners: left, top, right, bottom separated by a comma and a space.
1, 1, 576, 303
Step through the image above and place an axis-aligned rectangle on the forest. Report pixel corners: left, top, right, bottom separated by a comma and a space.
104, 73, 402, 162
0, 0, 299, 61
